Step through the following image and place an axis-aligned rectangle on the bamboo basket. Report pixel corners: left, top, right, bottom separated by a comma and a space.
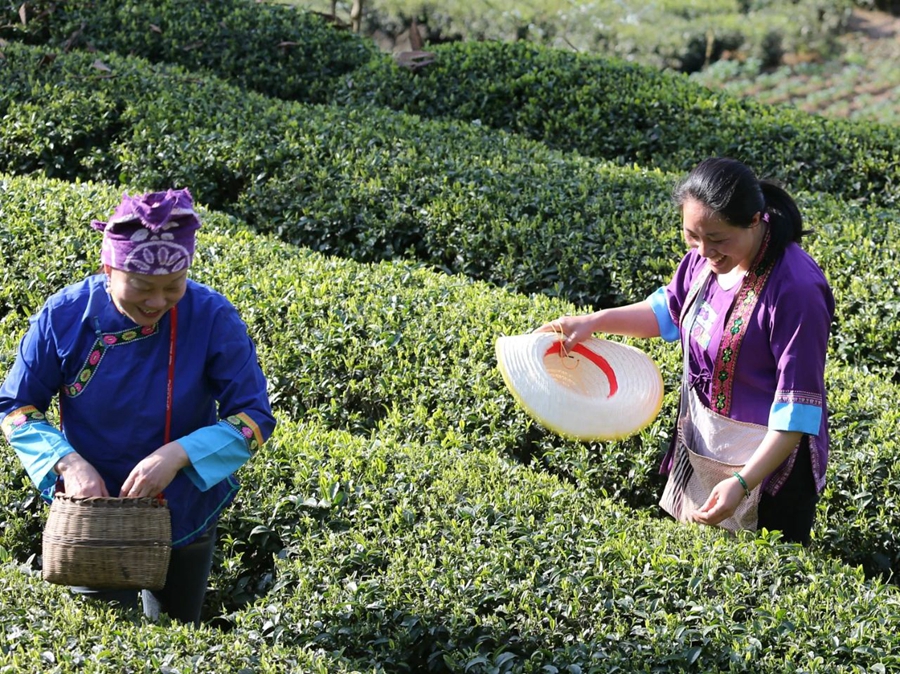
42, 494, 172, 590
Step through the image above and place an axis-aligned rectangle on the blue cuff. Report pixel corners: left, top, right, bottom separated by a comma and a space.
5, 421, 75, 493
647, 287, 679, 342
178, 422, 252, 492
769, 402, 822, 436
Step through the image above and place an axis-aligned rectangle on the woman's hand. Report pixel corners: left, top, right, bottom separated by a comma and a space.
120, 441, 190, 498
692, 476, 747, 526
692, 431, 803, 527
55, 452, 109, 498
534, 313, 600, 353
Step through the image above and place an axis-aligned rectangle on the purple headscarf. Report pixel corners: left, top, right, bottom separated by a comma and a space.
91, 188, 201, 275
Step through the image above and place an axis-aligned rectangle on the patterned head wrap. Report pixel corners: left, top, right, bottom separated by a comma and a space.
91, 188, 201, 275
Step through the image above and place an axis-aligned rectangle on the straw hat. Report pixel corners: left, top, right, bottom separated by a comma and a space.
496, 331, 664, 441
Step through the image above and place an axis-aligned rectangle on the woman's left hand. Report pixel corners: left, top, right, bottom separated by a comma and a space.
692, 476, 746, 526
120, 441, 190, 498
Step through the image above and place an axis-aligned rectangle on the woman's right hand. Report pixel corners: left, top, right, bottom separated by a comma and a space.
54, 452, 110, 498
534, 313, 601, 354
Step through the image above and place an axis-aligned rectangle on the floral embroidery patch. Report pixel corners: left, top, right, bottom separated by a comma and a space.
224, 413, 263, 452
710, 231, 774, 415
64, 323, 159, 397
1, 405, 46, 440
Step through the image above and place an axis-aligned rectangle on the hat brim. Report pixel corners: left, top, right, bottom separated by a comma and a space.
496, 332, 664, 441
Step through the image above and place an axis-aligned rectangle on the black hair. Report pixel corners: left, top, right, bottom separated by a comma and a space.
672, 157, 807, 259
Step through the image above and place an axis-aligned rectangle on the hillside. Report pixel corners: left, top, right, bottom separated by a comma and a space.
691, 7, 900, 125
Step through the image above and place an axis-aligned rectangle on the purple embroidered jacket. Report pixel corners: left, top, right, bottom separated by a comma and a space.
648, 242, 835, 493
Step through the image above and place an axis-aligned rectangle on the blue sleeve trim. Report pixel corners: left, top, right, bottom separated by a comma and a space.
178, 422, 252, 492
5, 421, 75, 493
647, 287, 680, 343
769, 402, 822, 435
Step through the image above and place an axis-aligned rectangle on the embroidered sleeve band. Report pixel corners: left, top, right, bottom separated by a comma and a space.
1, 411, 76, 493
223, 412, 264, 452
1, 405, 46, 440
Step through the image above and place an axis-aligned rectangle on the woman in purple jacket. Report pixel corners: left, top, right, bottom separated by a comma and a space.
540, 157, 834, 544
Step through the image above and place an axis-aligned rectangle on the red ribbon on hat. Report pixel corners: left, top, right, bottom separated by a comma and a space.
545, 342, 619, 398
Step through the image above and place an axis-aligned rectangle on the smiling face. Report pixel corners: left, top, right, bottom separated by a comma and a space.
105, 265, 188, 326
681, 198, 765, 275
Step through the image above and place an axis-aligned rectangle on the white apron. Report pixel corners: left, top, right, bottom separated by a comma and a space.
659, 267, 769, 532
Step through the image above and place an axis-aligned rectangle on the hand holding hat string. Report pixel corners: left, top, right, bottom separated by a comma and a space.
549, 320, 579, 370
535, 314, 600, 355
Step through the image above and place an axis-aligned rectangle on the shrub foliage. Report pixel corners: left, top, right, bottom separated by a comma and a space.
2, 2, 900, 669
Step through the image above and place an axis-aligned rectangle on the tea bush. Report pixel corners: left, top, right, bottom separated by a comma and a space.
222, 415, 900, 672
2, 3, 897, 213
0, 0, 377, 105
2, 0, 852, 80
5, 413, 900, 671
3, 43, 900, 381
332, 40, 900, 209
0, 565, 353, 672
0, 41, 690, 312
